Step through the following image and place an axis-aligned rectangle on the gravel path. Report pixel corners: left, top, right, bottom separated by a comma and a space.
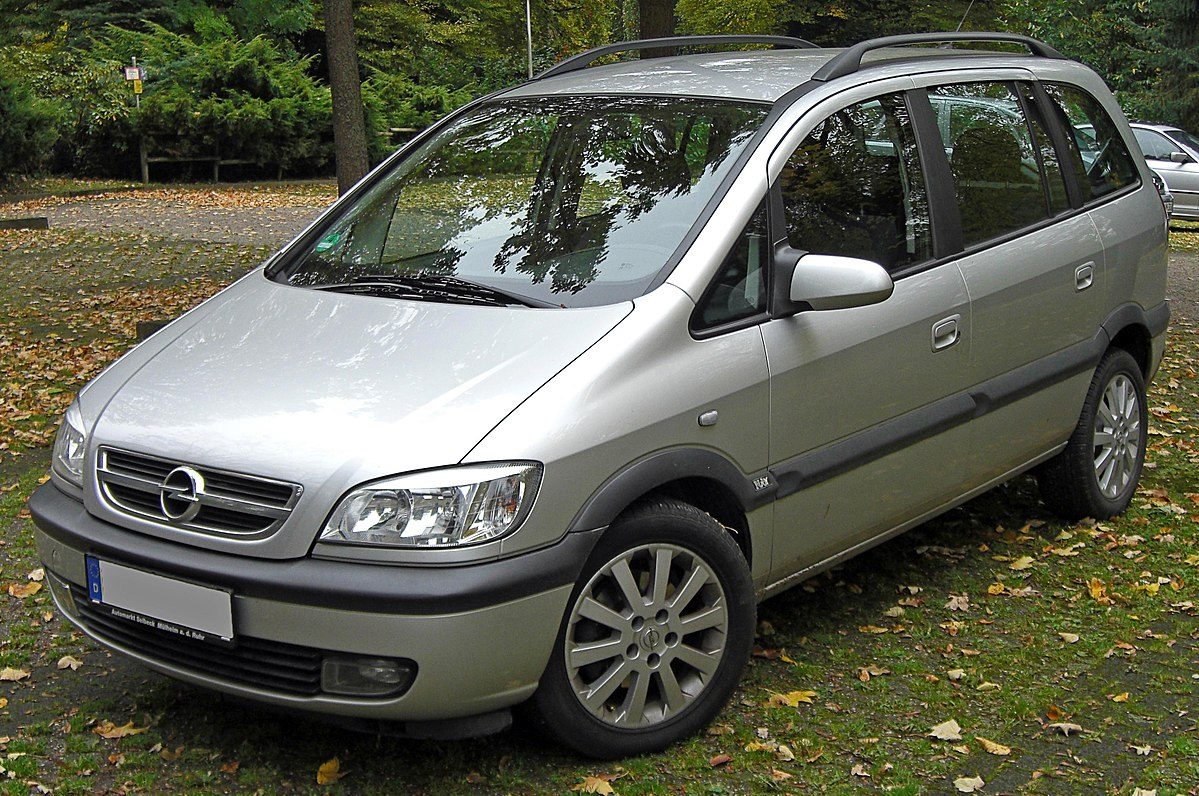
1168, 251, 1199, 321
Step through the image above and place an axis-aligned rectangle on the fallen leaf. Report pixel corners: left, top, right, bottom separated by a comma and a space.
572, 776, 617, 795
1130, 744, 1153, 756
947, 668, 966, 681
776, 744, 795, 762
976, 682, 1001, 692
929, 719, 963, 741
1047, 722, 1083, 736
26, 569, 43, 582
92, 721, 147, 740
1111, 692, 1130, 703
767, 690, 816, 707
954, 775, 985, 793
858, 625, 889, 634
857, 664, 890, 681
57, 655, 83, 671
975, 736, 1011, 756
160, 746, 183, 760
7, 582, 41, 599
946, 594, 970, 611
850, 763, 870, 778
1088, 578, 1114, 605
317, 757, 345, 785
1058, 632, 1080, 644
1132, 789, 1157, 796
0, 668, 29, 682
1009, 556, 1035, 571
220, 761, 239, 774
709, 753, 732, 768
770, 768, 793, 782
987, 582, 1006, 595
1045, 705, 1065, 721
107, 753, 124, 766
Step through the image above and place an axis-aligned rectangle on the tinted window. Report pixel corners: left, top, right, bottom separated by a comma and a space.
280, 96, 768, 307
695, 202, 767, 329
1017, 83, 1071, 214
929, 82, 1048, 248
1167, 129, 1199, 153
1043, 83, 1138, 202
779, 93, 931, 273
1135, 128, 1180, 160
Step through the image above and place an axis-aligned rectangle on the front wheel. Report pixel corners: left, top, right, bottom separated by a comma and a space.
1037, 347, 1148, 520
529, 498, 755, 758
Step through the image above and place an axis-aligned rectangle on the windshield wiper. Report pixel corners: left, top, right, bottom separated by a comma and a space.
312, 274, 555, 308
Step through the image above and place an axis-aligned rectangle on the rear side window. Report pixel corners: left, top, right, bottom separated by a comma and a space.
928, 82, 1050, 248
1042, 83, 1138, 202
778, 93, 932, 273
1134, 128, 1180, 161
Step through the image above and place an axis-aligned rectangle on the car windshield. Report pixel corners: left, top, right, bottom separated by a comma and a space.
1167, 128, 1199, 153
277, 95, 769, 307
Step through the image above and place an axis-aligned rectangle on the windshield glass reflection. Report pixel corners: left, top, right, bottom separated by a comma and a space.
282, 95, 768, 307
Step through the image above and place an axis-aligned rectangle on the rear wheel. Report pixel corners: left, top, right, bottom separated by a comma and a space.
529, 498, 754, 758
1037, 348, 1147, 520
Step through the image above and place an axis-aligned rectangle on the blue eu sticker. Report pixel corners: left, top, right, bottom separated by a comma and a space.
85, 556, 103, 603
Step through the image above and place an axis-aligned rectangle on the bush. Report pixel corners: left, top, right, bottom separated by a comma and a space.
0, 73, 58, 181
97, 21, 334, 174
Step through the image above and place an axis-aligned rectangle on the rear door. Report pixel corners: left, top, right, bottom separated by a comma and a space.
914, 72, 1108, 481
761, 79, 978, 579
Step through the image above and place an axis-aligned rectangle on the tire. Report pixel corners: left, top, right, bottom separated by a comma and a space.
528, 498, 755, 758
1037, 347, 1148, 520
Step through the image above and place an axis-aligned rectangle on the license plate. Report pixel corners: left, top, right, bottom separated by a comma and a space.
85, 556, 234, 647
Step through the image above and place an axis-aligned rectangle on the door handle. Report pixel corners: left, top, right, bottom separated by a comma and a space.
931, 314, 960, 352
1075, 262, 1095, 291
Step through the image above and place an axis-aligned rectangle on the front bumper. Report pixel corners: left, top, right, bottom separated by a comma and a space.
30, 483, 600, 723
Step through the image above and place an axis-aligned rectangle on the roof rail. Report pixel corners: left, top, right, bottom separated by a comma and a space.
811, 32, 1067, 82
538, 35, 819, 80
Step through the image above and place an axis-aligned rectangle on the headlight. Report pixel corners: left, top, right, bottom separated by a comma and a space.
52, 399, 88, 488
319, 463, 541, 548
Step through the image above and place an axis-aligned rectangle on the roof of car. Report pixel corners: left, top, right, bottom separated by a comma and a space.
501, 47, 1052, 104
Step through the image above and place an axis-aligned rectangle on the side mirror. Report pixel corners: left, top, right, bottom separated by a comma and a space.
1170, 151, 1193, 164
788, 252, 894, 311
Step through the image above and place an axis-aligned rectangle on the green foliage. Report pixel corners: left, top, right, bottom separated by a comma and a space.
96, 23, 333, 171
1, 29, 134, 174
0, 73, 58, 180
676, 0, 783, 36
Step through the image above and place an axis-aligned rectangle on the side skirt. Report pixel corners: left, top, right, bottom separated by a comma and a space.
757, 443, 1065, 602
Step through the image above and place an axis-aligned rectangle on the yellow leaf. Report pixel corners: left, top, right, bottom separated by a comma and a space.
987, 582, 1006, 595
1009, 556, 1035, 571
7, 582, 41, 599
975, 736, 1011, 756
767, 689, 817, 707
858, 624, 889, 634
92, 721, 147, 740
954, 775, 985, 793
1111, 692, 1130, 703
0, 668, 29, 682
1088, 578, 1114, 605
317, 757, 345, 785
929, 719, 963, 741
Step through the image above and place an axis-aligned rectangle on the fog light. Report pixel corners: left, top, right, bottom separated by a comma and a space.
321, 656, 415, 697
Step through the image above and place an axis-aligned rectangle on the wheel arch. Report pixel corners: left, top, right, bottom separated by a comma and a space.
1100, 301, 1170, 379
566, 449, 770, 567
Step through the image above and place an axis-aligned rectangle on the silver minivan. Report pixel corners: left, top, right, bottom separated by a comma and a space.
31, 32, 1170, 757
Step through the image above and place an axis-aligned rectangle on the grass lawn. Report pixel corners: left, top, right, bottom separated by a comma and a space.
0, 185, 1196, 794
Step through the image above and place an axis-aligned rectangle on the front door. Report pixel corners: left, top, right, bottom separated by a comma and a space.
762, 87, 978, 580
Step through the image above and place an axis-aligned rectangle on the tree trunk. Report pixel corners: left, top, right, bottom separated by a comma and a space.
324, 0, 369, 195
638, 0, 675, 58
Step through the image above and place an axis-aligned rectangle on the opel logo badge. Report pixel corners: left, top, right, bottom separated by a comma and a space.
160, 466, 205, 523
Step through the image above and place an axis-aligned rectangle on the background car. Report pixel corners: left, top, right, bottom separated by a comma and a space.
1130, 121, 1199, 219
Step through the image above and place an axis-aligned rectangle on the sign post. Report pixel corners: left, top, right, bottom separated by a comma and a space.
125, 57, 149, 182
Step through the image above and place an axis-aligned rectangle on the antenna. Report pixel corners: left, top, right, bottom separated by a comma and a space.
955, 0, 976, 32
525, 0, 534, 79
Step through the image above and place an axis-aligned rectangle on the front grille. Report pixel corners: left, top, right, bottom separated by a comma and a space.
96, 448, 301, 539
69, 583, 323, 695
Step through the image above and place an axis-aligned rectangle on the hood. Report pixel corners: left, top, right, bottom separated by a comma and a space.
85, 272, 630, 556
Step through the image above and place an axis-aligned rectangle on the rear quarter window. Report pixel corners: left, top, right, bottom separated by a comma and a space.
1042, 83, 1139, 202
